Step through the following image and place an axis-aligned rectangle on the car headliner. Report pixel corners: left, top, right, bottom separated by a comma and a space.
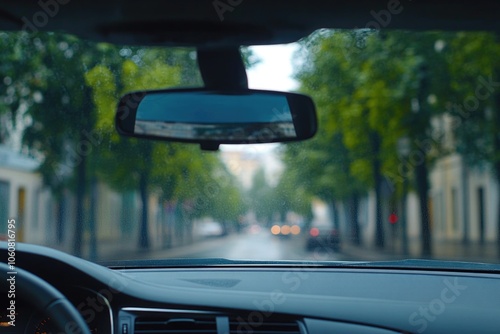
0, 0, 498, 47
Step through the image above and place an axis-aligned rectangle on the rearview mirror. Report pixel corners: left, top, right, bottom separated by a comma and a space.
115, 88, 317, 150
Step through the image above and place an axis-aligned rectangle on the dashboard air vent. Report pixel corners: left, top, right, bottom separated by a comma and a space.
119, 308, 302, 334
120, 308, 218, 334
135, 314, 217, 334
228, 316, 301, 334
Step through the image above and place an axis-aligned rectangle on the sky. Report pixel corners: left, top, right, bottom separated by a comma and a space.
220, 43, 299, 184
246, 43, 299, 92
220, 43, 299, 154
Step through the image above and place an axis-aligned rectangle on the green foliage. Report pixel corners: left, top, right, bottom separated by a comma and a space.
0, 32, 248, 250
247, 169, 274, 223
283, 30, 454, 250
246, 166, 312, 225
84, 45, 248, 245
286, 30, 455, 198
8, 29, 500, 253
445, 32, 500, 169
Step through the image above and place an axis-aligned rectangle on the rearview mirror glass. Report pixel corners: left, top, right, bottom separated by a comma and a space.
115, 89, 317, 147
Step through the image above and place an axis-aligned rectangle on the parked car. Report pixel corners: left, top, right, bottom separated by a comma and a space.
197, 221, 224, 238
306, 224, 341, 252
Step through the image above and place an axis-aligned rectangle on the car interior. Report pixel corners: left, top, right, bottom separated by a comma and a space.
2, 1, 500, 333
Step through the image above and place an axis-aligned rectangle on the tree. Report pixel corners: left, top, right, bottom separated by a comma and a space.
273, 160, 313, 225
16, 33, 109, 256
86, 52, 183, 249
445, 32, 500, 255
0, 31, 256, 254
247, 168, 275, 224
290, 30, 450, 254
86, 46, 248, 249
283, 122, 367, 244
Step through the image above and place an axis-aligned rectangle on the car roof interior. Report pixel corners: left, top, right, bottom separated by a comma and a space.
0, 0, 499, 47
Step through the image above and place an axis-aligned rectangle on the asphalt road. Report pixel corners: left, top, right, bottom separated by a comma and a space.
111, 229, 347, 262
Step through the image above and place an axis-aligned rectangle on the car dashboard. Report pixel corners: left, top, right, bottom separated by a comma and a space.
2, 243, 500, 334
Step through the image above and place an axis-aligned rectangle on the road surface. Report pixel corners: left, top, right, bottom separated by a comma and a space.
101, 229, 349, 262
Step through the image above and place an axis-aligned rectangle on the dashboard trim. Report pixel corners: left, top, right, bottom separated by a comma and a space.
121, 306, 219, 314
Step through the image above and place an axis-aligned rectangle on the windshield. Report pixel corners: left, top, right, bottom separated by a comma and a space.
1, 29, 499, 266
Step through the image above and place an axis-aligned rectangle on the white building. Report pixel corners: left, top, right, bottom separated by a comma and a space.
430, 154, 498, 243
0, 145, 47, 244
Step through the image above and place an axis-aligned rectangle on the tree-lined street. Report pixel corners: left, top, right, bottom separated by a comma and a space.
2, 29, 500, 261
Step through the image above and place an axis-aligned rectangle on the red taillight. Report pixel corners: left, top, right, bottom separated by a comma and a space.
309, 227, 319, 237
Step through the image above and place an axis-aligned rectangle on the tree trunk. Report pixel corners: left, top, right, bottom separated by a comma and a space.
401, 177, 409, 255
497, 179, 500, 258
138, 171, 150, 249
330, 200, 340, 232
461, 161, 469, 244
175, 203, 184, 246
371, 131, 384, 248
88, 178, 98, 260
73, 86, 93, 257
415, 157, 432, 257
497, 177, 500, 258
493, 85, 500, 258
494, 162, 500, 258
492, 56, 500, 258
73, 147, 86, 257
56, 194, 65, 243
349, 193, 361, 245
138, 142, 153, 249
414, 62, 432, 258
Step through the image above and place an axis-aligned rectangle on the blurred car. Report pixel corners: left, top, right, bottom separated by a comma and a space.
306, 225, 340, 252
197, 221, 224, 238
246, 224, 262, 234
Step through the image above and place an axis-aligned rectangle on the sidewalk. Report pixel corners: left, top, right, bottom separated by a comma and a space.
341, 239, 500, 264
